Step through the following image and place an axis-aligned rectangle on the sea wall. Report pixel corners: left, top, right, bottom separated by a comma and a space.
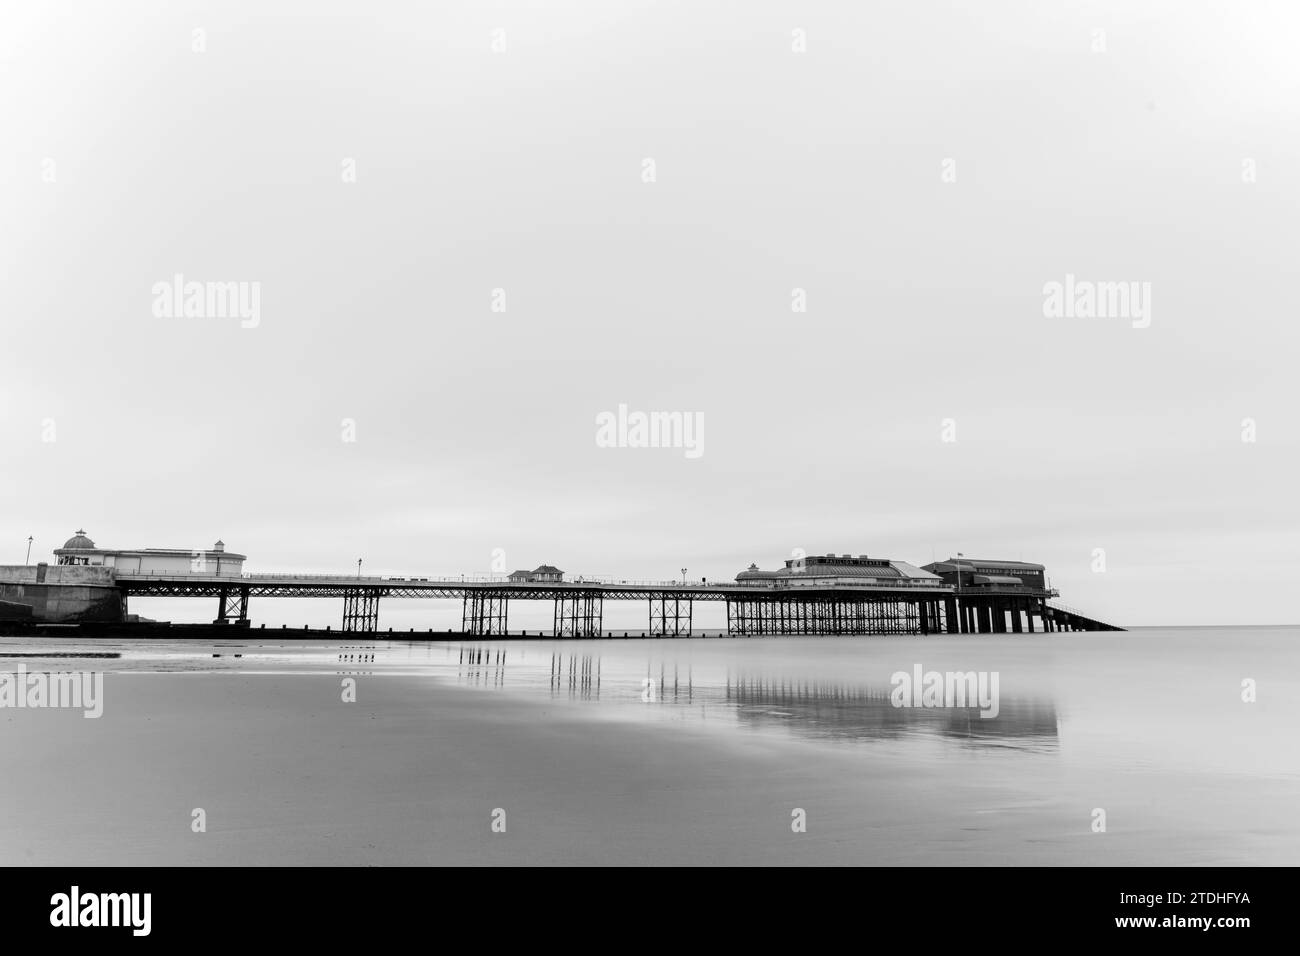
0, 564, 125, 623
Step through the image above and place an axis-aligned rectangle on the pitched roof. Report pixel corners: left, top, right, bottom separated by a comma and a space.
889, 561, 943, 580
927, 558, 1044, 571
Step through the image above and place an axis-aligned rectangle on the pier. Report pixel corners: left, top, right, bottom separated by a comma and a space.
2, 536, 1123, 635
109, 570, 1119, 635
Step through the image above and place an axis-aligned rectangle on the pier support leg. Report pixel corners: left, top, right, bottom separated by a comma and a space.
945, 597, 959, 634
1011, 599, 1022, 633
555, 592, 603, 638
649, 596, 692, 637
729, 596, 927, 636
727, 598, 775, 636
214, 585, 249, 624
343, 588, 380, 634
463, 591, 508, 636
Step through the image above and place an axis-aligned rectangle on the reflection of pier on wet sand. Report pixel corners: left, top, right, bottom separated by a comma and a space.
452, 646, 1057, 748
725, 676, 1058, 746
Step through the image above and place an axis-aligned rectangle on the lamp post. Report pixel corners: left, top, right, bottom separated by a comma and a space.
357, 558, 362, 579
680, 568, 687, 585
26, 536, 33, 565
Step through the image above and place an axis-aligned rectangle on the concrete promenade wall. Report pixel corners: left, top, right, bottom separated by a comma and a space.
0, 564, 124, 623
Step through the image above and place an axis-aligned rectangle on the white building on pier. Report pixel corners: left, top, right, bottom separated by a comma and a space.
53, 530, 246, 577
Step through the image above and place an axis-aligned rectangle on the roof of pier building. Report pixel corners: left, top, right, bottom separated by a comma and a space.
736, 554, 943, 584
926, 558, 1045, 572
62, 530, 96, 550
507, 566, 565, 582
970, 575, 1027, 585
890, 561, 943, 580
921, 558, 1047, 590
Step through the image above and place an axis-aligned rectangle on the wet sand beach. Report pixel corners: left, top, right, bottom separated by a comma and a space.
1, 629, 1297, 866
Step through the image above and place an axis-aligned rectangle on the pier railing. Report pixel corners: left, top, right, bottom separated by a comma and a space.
114, 569, 956, 590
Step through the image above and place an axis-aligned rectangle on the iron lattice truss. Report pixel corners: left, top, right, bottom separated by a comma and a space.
554, 593, 603, 638
649, 596, 692, 636
726, 595, 944, 636
462, 591, 509, 636
215, 585, 250, 623
343, 588, 381, 633
119, 579, 960, 603
123, 580, 962, 600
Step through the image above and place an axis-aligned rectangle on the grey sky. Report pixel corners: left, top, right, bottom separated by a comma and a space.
3, 1, 1298, 626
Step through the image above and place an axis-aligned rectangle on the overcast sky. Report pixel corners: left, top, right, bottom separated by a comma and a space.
3, 1, 1298, 627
